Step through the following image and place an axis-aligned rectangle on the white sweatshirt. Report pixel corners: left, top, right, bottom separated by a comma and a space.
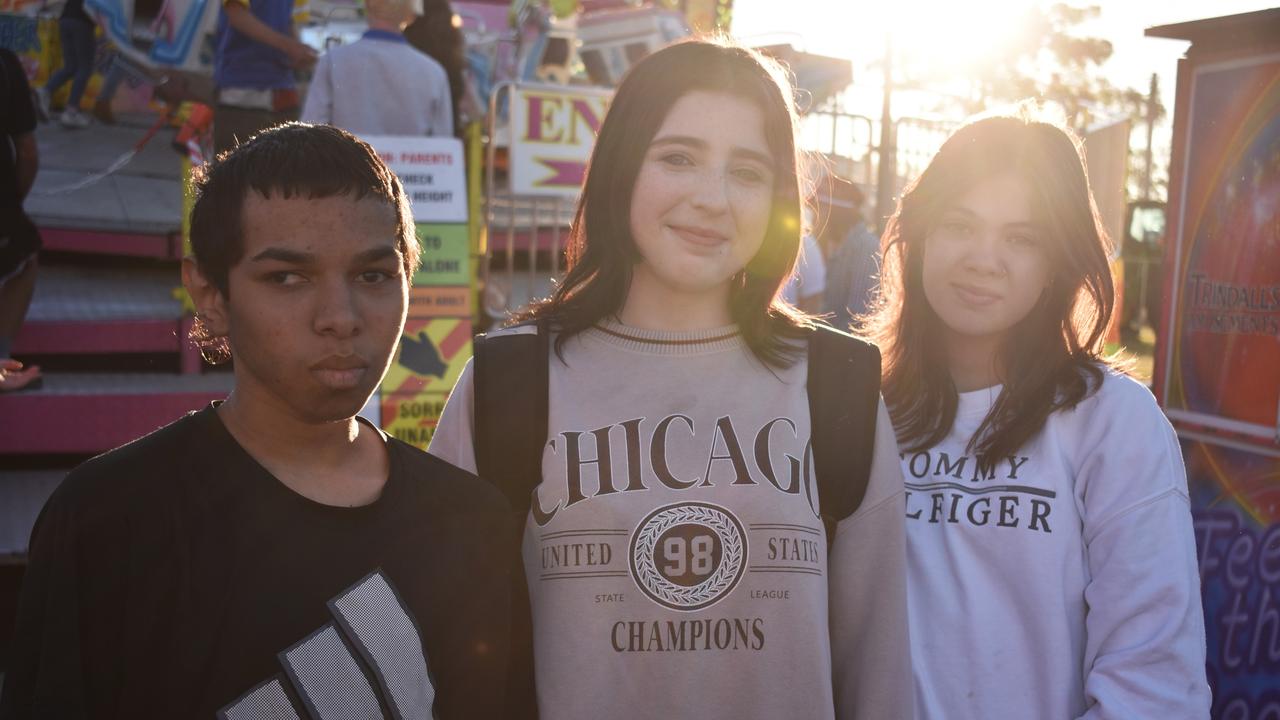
430, 320, 912, 720
902, 370, 1211, 719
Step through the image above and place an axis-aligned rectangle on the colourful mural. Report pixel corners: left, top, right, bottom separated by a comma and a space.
1187, 438, 1280, 719
1163, 54, 1280, 457
1161, 50, 1280, 720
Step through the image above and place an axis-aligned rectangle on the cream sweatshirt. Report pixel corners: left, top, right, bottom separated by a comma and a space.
429, 319, 912, 720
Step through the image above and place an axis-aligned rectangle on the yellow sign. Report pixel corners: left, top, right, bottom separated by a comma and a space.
381, 392, 450, 448
381, 316, 472, 399
409, 286, 471, 318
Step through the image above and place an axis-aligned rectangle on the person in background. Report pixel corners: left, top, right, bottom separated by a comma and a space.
34, 0, 97, 128
863, 106, 1210, 719
301, 0, 453, 137
403, 0, 476, 136
213, 0, 317, 153
824, 181, 880, 330
1, 49, 42, 391
90, 47, 138, 126
780, 208, 826, 313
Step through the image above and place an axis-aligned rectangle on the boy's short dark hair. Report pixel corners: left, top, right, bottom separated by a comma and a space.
189, 123, 419, 296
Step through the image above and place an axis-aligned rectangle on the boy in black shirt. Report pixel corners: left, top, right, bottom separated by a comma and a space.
0, 124, 518, 718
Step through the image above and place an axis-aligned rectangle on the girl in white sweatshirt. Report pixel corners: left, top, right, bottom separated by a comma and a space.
862, 106, 1212, 719
430, 40, 911, 720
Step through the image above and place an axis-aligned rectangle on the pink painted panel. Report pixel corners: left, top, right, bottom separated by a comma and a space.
0, 393, 222, 454
14, 320, 183, 355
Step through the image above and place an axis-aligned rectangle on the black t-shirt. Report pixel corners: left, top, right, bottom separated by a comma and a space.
0, 406, 520, 719
1, 49, 36, 211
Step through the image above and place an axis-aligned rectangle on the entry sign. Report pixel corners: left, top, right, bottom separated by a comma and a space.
510, 84, 612, 198
362, 136, 471, 448
364, 135, 467, 223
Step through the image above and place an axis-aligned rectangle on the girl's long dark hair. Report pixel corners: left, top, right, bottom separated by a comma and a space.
510, 38, 812, 367
861, 107, 1117, 471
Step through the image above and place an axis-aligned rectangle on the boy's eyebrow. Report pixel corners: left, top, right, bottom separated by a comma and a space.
249, 247, 313, 264
248, 245, 401, 264
353, 245, 402, 264
650, 134, 773, 167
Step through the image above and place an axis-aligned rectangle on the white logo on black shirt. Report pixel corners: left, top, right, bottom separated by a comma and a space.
218, 570, 433, 720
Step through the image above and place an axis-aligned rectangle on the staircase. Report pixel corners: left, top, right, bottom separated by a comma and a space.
1, 115, 231, 562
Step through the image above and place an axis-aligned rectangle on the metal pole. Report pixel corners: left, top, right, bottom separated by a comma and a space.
529, 200, 539, 304
874, 33, 896, 234
551, 197, 562, 276
1141, 72, 1158, 202
483, 83, 501, 316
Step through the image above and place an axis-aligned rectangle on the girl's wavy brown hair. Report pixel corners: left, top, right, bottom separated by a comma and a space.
861, 106, 1118, 471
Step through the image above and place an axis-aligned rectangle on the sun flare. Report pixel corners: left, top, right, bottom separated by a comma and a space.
797, 0, 1045, 77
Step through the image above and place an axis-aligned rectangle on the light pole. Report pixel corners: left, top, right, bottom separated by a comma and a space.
875, 32, 895, 233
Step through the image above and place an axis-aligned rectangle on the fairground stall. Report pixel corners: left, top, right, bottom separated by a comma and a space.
1146, 9, 1280, 718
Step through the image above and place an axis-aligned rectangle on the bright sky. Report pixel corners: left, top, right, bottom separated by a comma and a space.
732, 0, 1277, 118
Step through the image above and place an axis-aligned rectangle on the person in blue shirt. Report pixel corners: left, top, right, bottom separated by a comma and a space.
213, 0, 317, 153
823, 180, 881, 331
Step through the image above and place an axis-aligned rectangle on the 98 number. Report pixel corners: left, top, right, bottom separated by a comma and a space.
662, 535, 715, 578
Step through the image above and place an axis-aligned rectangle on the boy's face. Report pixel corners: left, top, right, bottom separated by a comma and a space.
202, 192, 409, 424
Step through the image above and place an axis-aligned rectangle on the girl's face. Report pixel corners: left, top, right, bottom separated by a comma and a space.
922, 171, 1053, 351
628, 90, 777, 302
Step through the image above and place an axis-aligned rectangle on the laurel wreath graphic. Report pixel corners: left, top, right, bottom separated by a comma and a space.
630, 503, 746, 611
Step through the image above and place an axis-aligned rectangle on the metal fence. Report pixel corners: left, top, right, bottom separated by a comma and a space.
481, 82, 575, 321
798, 108, 956, 223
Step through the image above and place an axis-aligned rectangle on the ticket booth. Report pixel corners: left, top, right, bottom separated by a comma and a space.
1146, 10, 1280, 718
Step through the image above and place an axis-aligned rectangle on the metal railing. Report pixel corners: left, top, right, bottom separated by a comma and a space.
892, 116, 955, 192
799, 109, 877, 187
482, 81, 576, 319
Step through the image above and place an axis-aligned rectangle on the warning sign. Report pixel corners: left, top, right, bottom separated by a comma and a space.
409, 286, 471, 318
382, 317, 472, 397
362, 135, 467, 223
362, 135, 473, 450
414, 224, 470, 287
380, 392, 451, 449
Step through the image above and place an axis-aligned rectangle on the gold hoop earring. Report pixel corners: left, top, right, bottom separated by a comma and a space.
189, 313, 232, 365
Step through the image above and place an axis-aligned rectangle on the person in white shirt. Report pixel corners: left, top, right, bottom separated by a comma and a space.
861, 105, 1212, 719
300, 0, 453, 137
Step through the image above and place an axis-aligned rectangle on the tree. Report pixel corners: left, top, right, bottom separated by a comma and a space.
899, 3, 1164, 136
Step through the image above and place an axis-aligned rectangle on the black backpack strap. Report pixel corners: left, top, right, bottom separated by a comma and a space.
473, 320, 550, 520
807, 325, 882, 547
471, 320, 547, 720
